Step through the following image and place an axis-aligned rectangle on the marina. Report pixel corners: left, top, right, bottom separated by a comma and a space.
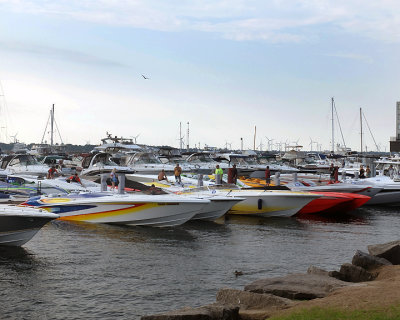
0, 206, 399, 319
1, 1, 400, 318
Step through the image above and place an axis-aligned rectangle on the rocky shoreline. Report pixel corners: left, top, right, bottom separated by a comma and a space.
141, 240, 400, 320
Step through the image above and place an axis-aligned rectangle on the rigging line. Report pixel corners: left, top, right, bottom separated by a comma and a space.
333, 99, 347, 150
41, 111, 51, 144
53, 118, 64, 145
362, 111, 380, 152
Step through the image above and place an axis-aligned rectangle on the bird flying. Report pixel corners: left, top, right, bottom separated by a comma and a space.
141, 74, 149, 79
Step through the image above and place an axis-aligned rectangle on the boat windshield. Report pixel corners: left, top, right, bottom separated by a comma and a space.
9, 155, 40, 166
231, 157, 249, 165
188, 154, 214, 163
133, 154, 162, 164
93, 154, 118, 166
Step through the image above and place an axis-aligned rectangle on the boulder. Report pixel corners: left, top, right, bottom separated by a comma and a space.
216, 289, 295, 320
216, 288, 294, 309
368, 240, 400, 265
307, 265, 330, 276
352, 250, 392, 270
244, 273, 350, 300
337, 263, 375, 282
141, 304, 239, 320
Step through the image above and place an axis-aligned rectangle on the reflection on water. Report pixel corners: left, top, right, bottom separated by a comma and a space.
0, 207, 399, 319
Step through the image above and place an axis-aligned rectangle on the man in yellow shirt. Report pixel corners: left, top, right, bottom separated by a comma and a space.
215, 164, 223, 185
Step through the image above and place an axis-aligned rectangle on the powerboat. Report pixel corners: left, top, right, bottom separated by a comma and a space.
0, 154, 49, 176
21, 192, 210, 227
0, 205, 59, 246
175, 187, 245, 221
123, 152, 175, 174
185, 152, 229, 174
297, 192, 370, 215
207, 185, 321, 217
80, 152, 134, 181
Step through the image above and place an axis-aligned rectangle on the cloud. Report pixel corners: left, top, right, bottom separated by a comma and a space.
0, 41, 126, 67
325, 52, 374, 64
1, 1, 400, 43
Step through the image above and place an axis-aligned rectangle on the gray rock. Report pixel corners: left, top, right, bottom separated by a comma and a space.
244, 273, 350, 300
338, 263, 375, 282
307, 265, 330, 276
368, 240, 400, 265
216, 288, 294, 310
141, 303, 239, 320
352, 250, 392, 270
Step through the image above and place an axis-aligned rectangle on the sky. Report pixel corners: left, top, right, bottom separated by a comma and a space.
0, 0, 399, 152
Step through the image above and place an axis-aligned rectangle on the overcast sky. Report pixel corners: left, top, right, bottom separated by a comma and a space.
0, 0, 399, 152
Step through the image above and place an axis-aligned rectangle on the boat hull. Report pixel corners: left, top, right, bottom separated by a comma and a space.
227, 191, 320, 217
24, 195, 209, 227
192, 198, 243, 221
0, 206, 58, 246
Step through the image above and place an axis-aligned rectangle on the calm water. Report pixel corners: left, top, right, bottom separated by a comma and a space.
1, 207, 399, 319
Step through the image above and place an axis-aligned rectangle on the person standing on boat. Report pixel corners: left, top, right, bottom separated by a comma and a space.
110, 168, 118, 190
359, 165, 365, 179
265, 166, 271, 186
388, 165, 394, 179
215, 165, 223, 185
232, 164, 238, 185
366, 165, 371, 178
174, 164, 182, 184
158, 169, 169, 182
329, 163, 335, 182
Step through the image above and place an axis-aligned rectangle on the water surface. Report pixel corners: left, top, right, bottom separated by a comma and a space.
0, 206, 399, 319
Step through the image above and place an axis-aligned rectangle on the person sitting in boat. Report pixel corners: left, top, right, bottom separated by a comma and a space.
359, 165, 365, 179
110, 168, 118, 191
158, 169, 169, 182
67, 173, 83, 186
47, 166, 58, 179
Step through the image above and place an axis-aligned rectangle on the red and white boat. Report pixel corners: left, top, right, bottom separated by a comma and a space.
297, 192, 370, 215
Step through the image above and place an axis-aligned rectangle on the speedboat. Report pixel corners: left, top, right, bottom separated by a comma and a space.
175, 187, 245, 221
0, 154, 49, 176
123, 152, 175, 174
21, 192, 210, 227
80, 152, 134, 181
297, 192, 370, 215
0, 205, 59, 246
207, 185, 321, 217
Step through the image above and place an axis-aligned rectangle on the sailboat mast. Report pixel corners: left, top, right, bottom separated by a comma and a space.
360, 107, 363, 154
179, 122, 182, 151
186, 122, 189, 151
50, 104, 54, 147
331, 97, 334, 153
253, 125, 256, 151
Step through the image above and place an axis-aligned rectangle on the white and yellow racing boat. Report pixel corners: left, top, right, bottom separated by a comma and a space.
21, 193, 210, 227
210, 186, 321, 217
